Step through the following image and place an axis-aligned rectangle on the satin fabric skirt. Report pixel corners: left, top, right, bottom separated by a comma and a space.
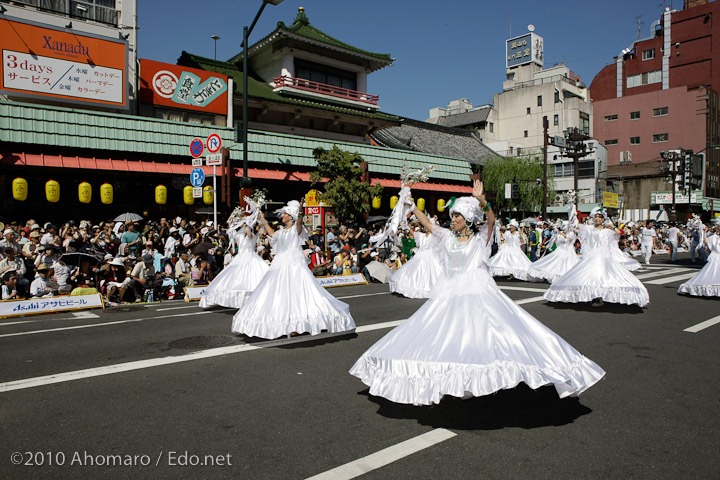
678, 254, 720, 296
350, 269, 606, 405
544, 250, 649, 306
231, 251, 355, 339
389, 249, 444, 298
199, 251, 269, 309
611, 247, 642, 272
528, 247, 580, 283
487, 245, 536, 281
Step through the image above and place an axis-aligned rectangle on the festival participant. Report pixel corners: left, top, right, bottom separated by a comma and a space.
350, 181, 605, 405
527, 221, 580, 283
487, 219, 535, 281
610, 224, 642, 271
639, 219, 657, 265
231, 200, 355, 339
544, 207, 649, 307
389, 226, 443, 298
678, 225, 719, 297
200, 199, 269, 309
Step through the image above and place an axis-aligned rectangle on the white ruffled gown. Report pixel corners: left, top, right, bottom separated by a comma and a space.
350, 224, 606, 406
231, 226, 355, 339
544, 225, 649, 306
389, 232, 443, 298
678, 234, 720, 296
487, 231, 535, 281
528, 232, 580, 283
199, 231, 268, 309
611, 232, 642, 272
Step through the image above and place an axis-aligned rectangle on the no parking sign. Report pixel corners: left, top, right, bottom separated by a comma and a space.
190, 138, 204, 158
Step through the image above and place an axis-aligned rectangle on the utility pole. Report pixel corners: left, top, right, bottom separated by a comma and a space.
564, 127, 592, 192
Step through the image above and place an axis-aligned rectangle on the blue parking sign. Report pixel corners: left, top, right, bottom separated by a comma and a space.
190, 167, 205, 187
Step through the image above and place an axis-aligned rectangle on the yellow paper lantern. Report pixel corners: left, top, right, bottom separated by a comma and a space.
100, 183, 113, 204
45, 179, 60, 203
183, 185, 194, 205
78, 182, 92, 204
417, 198, 426, 211
12, 177, 28, 201
203, 185, 213, 205
372, 196, 381, 209
437, 198, 446, 211
155, 185, 167, 205
390, 195, 399, 209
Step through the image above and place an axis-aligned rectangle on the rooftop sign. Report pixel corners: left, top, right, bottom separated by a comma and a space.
506, 32, 544, 69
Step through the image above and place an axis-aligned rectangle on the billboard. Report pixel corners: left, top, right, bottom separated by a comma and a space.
0, 18, 127, 109
506, 32, 544, 69
139, 59, 228, 115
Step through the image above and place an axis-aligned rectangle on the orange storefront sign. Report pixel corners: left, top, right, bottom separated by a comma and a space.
139, 59, 228, 115
0, 18, 127, 108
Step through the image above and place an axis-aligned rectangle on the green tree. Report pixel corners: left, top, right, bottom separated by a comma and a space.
481, 156, 555, 213
310, 146, 383, 222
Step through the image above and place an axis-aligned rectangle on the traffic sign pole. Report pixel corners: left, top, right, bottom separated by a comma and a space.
213, 165, 217, 230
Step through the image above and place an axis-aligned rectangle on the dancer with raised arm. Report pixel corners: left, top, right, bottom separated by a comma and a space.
350, 180, 605, 405
389, 225, 443, 298
200, 197, 268, 309
231, 199, 355, 339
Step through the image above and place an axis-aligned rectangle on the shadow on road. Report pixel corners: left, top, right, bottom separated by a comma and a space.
544, 301, 645, 315
360, 383, 593, 430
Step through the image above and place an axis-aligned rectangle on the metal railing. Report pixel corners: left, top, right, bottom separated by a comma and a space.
4, 0, 119, 26
273, 75, 379, 105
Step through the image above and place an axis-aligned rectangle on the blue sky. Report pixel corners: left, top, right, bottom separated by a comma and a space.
138, 0, 676, 120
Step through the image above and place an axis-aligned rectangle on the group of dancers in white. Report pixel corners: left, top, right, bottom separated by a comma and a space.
199, 178, 718, 407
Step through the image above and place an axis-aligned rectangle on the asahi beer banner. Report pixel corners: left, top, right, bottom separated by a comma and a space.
184, 285, 209, 302
140, 59, 228, 115
316, 274, 368, 288
0, 293, 104, 319
0, 18, 127, 108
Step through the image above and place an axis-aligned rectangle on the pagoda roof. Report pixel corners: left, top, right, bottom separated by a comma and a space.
228, 7, 393, 71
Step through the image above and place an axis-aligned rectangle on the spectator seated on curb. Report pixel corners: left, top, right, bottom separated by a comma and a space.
0, 246, 30, 297
30, 263, 56, 297
1, 271, 20, 300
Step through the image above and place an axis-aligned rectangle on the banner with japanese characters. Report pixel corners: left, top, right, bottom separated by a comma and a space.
184, 285, 209, 302
316, 273, 368, 288
139, 59, 229, 115
0, 18, 127, 108
0, 293, 104, 319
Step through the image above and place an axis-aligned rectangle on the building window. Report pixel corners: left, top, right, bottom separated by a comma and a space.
630, 111, 641, 120
604, 114, 618, 122
554, 163, 574, 178
489, 122, 494, 133
627, 70, 662, 88
527, 107, 531, 114
578, 160, 595, 178
630, 136, 641, 145
537, 95, 543, 107
553, 114, 559, 126
295, 58, 357, 91
653, 133, 669, 143
642, 49, 655, 60
554, 91, 560, 103
653, 106, 669, 116
605, 139, 618, 145
524, 130, 528, 137
579, 112, 589, 135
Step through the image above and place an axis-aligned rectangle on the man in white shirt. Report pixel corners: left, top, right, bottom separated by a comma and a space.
640, 220, 657, 265
667, 223, 680, 262
30, 264, 53, 297
174, 252, 195, 288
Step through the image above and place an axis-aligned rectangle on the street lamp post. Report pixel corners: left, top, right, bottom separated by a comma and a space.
241, 0, 284, 188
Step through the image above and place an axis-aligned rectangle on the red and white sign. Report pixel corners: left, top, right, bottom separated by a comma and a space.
305, 206, 321, 215
190, 138, 204, 158
206, 133, 222, 153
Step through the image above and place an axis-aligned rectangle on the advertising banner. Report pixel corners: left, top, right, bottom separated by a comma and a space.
315, 273, 368, 288
0, 18, 127, 108
184, 285, 209, 302
0, 293, 104, 319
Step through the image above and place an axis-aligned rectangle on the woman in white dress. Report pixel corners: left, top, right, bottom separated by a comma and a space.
487, 219, 535, 281
350, 181, 606, 406
610, 229, 642, 272
389, 228, 443, 298
231, 200, 355, 339
527, 223, 580, 283
544, 207, 649, 307
678, 231, 720, 297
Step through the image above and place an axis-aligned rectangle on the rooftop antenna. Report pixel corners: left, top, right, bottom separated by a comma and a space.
635, 15, 645, 41
509, 13, 512, 37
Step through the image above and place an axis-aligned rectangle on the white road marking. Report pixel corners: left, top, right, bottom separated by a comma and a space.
337, 292, 392, 300
516, 296, 547, 305
0, 319, 407, 393
498, 286, 547, 293
305, 428, 457, 480
71, 311, 100, 319
635, 268, 694, 280
0, 320, 35, 327
645, 272, 697, 285
684, 315, 720, 333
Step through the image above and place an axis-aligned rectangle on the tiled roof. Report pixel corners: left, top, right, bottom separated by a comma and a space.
432, 107, 492, 128
178, 52, 399, 123
369, 119, 500, 166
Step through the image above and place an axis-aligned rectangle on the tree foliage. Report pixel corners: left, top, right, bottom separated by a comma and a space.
310, 146, 383, 222
482, 156, 555, 213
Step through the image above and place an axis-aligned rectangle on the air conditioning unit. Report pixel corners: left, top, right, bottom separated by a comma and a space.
554, 194, 563, 203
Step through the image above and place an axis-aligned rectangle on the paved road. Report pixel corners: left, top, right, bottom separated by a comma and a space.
1, 254, 718, 479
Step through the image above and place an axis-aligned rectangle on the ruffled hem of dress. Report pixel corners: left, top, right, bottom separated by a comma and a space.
389, 281, 431, 299
490, 266, 534, 281
527, 268, 562, 283
199, 290, 251, 309
349, 356, 606, 406
622, 261, 642, 272
231, 312, 356, 339
677, 283, 720, 297
544, 286, 649, 307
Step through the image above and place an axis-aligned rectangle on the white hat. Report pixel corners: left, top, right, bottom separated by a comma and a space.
509, 219, 519, 229
206, 221, 213, 227
370, 251, 378, 258
3, 228, 13, 235
104, 253, 113, 260
109, 258, 125, 266
169, 227, 178, 233
590, 206, 608, 219
276, 200, 301, 221
449, 197, 484, 223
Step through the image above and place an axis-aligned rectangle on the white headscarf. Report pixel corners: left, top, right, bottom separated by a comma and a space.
508, 219, 519, 229
275, 200, 301, 221
449, 197, 484, 224
590, 206, 608, 220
